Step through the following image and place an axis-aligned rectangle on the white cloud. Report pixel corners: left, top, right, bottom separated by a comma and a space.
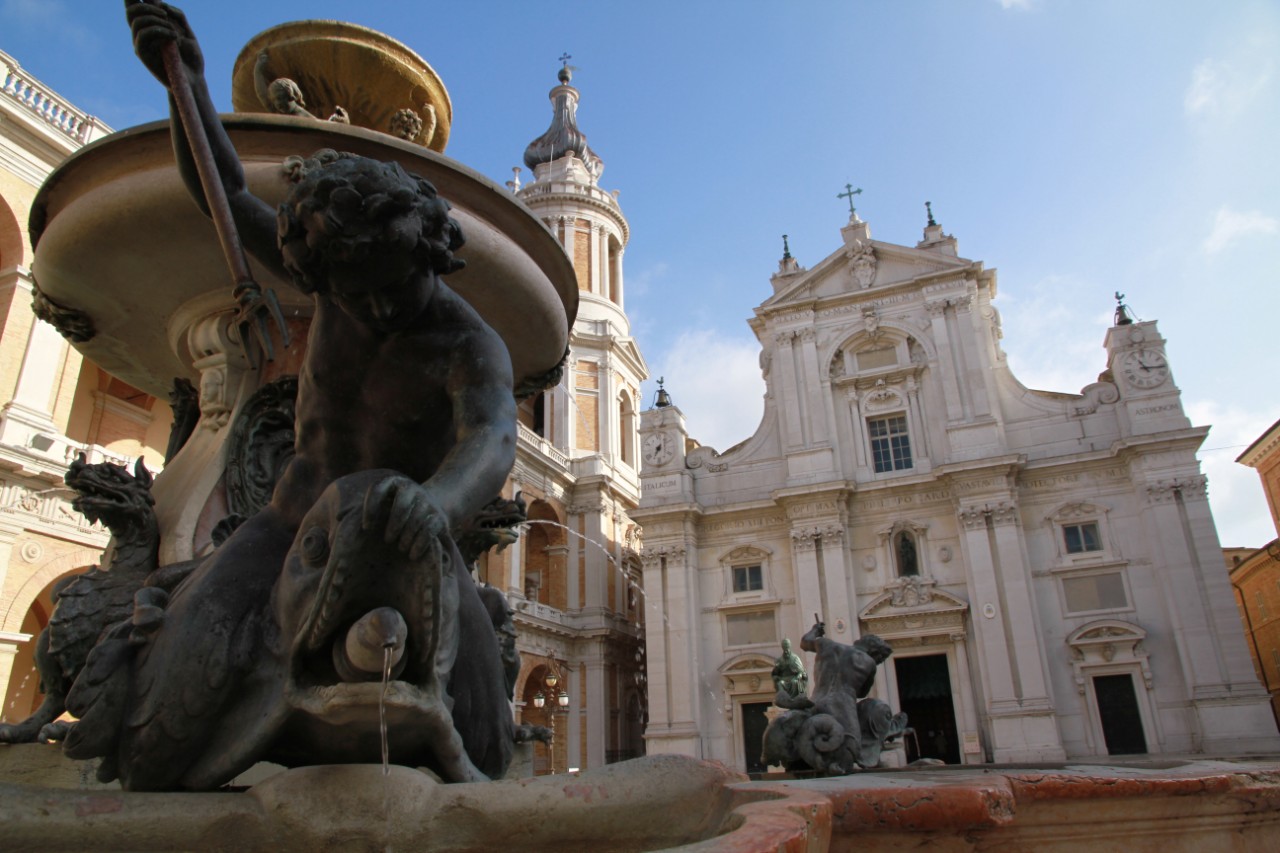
1184, 56, 1273, 118
1203, 206, 1280, 254
998, 0, 1034, 9
1185, 399, 1277, 547
650, 328, 765, 453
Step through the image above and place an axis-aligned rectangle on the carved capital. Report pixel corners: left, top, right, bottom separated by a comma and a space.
640, 544, 686, 570
799, 327, 817, 343
790, 527, 820, 552
957, 501, 1019, 529
773, 330, 796, 347
1145, 475, 1209, 504
924, 299, 949, 319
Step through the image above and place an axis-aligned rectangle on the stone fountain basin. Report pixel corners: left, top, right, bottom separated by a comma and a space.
0, 751, 829, 852
29, 115, 577, 398
3, 745, 1280, 851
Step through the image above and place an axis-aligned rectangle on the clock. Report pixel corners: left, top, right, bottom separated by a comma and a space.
642, 432, 674, 466
1120, 349, 1169, 390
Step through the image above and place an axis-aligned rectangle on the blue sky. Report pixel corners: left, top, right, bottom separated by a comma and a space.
5, 0, 1278, 545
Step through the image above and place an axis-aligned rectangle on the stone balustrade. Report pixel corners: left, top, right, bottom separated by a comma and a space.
517, 421, 569, 469
1, 50, 109, 144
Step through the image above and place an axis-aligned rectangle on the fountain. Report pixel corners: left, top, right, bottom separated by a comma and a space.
2, 2, 1280, 850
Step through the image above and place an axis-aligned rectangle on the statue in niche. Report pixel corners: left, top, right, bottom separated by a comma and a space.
770, 638, 808, 705
63, 2, 519, 790
761, 620, 908, 775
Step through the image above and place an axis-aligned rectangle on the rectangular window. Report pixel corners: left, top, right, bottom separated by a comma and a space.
868, 414, 913, 473
1062, 572, 1129, 613
1063, 522, 1102, 554
732, 564, 763, 593
856, 347, 897, 371
726, 610, 777, 646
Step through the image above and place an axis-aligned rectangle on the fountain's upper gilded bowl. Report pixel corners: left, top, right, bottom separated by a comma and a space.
30, 115, 576, 397
230, 20, 453, 151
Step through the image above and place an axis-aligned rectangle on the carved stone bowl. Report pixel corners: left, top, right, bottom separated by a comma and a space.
229, 20, 453, 151
29, 115, 577, 397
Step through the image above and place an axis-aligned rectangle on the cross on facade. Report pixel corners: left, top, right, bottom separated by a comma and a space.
838, 183, 862, 217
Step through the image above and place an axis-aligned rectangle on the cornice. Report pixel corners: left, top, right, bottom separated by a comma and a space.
1238, 417, 1280, 468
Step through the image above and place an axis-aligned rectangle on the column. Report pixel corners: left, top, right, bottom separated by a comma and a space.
789, 530, 825, 640
589, 224, 602, 295
594, 225, 607, 298
925, 299, 965, 422
797, 329, 828, 445
773, 332, 805, 450
0, 268, 66, 449
585, 654, 607, 768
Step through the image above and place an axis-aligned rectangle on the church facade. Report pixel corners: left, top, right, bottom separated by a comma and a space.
634, 210, 1279, 770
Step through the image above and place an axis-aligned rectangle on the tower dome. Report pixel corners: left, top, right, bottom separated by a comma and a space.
522, 64, 601, 176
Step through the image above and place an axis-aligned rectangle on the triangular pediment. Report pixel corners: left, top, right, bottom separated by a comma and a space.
761, 238, 974, 312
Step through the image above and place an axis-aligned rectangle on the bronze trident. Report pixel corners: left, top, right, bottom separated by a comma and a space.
150, 1, 289, 366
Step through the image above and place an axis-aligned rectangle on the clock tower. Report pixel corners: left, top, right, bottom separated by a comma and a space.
1104, 318, 1191, 436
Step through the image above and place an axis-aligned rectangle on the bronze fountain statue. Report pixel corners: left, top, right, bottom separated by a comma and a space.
4, 0, 572, 791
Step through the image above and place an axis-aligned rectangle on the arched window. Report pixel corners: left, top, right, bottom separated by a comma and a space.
894, 530, 919, 577
532, 392, 546, 438
619, 390, 636, 467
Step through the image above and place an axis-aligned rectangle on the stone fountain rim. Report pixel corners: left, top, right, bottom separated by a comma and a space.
29, 114, 578, 396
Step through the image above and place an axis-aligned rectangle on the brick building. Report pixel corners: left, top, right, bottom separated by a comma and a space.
1231, 419, 1280, 727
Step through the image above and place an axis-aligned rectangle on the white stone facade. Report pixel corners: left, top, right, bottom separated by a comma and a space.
634, 213, 1279, 770
472, 67, 649, 773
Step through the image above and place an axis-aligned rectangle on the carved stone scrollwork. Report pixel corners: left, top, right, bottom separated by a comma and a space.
224, 376, 299, 521
187, 313, 248, 432
773, 330, 796, 347
845, 240, 877, 288
828, 349, 846, 379
31, 277, 96, 343
888, 575, 934, 608
862, 380, 901, 412
1073, 381, 1120, 416
686, 446, 724, 471
924, 299, 949, 319
860, 305, 880, 339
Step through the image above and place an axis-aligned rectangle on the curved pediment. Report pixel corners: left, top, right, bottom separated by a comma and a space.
1067, 619, 1145, 647
718, 653, 776, 675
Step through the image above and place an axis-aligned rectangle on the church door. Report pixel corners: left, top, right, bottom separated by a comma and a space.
741, 701, 772, 773
1093, 674, 1147, 755
893, 654, 961, 764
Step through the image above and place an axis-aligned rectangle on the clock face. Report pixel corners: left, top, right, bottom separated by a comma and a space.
1121, 349, 1169, 389
642, 432, 674, 466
